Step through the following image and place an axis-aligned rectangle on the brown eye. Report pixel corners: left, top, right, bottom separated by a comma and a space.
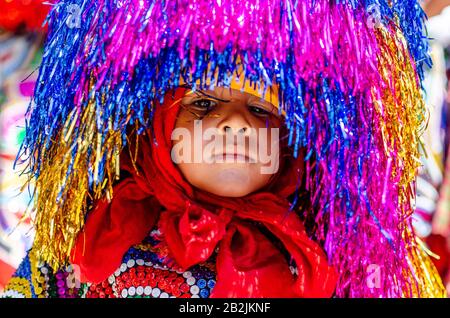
249, 105, 270, 117
191, 99, 218, 111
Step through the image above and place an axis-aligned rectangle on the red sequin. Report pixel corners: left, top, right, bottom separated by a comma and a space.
171, 287, 182, 297
158, 280, 167, 290
180, 283, 189, 293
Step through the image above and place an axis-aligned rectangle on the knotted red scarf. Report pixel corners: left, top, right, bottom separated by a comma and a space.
71, 88, 337, 297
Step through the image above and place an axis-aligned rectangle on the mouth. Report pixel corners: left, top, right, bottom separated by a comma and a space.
211, 152, 254, 163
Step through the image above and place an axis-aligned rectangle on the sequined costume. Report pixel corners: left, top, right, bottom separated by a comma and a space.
2, 226, 218, 298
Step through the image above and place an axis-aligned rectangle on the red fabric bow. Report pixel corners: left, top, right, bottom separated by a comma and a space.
72, 88, 337, 297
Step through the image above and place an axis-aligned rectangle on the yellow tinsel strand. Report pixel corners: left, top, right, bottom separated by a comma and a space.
374, 25, 446, 297
30, 84, 124, 272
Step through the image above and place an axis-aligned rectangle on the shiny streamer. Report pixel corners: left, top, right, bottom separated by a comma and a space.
16, 0, 445, 297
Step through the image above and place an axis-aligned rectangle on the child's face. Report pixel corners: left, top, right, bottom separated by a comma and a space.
172, 86, 282, 197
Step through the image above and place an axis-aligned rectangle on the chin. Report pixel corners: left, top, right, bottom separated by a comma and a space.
208, 185, 253, 198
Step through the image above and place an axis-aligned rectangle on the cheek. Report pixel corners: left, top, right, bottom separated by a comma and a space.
254, 125, 281, 157
171, 116, 217, 163
252, 115, 282, 129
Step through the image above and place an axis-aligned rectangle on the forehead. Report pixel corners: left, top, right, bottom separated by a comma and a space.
185, 86, 279, 107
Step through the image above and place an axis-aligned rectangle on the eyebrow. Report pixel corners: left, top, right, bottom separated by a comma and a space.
192, 90, 232, 103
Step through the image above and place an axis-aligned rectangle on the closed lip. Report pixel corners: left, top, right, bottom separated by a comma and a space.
211, 152, 254, 162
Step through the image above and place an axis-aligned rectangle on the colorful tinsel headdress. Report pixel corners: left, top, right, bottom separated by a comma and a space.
18, 0, 446, 297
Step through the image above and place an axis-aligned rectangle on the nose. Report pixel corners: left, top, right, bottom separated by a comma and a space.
217, 110, 251, 136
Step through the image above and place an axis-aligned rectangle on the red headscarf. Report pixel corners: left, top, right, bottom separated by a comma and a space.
71, 88, 337, 297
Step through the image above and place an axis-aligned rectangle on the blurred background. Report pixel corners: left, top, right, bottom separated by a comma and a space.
0, 0, 449, 296
0, 0, 48, 291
